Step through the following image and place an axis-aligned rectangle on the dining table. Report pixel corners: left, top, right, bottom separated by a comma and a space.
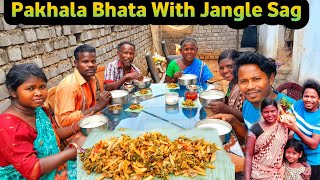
77, 83, 244, 179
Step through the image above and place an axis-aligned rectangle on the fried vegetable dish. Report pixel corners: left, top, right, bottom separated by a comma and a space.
167, 83, 178, 89
279, 98, 293, 112
129, 104, 143, 110
139, 89, 149, 95
80, 132, 221, 180
109, 105, 122, 111
182, 99, 195, 107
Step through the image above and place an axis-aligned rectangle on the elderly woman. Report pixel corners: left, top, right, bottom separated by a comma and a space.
164, 37, 213, 85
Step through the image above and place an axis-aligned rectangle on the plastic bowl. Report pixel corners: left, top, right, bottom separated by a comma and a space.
165, 92, 179, 105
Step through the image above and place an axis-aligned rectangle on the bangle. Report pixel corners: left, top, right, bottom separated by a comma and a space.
68, 143, 85, 153
71, 122, 77, 134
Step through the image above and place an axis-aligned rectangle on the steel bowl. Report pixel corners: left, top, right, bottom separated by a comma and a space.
108, 104, 123, 115
110, 90, 129, 105
132, 76, 152, 89
123, 84, 135, 93
178, 74, 197, 86
195, 119, 232, 144
186, 85, 198, 92
199, 89, 225, 108
78, 115, 109, 136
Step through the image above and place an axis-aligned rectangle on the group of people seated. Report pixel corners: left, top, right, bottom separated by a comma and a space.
0, 35, 319, 180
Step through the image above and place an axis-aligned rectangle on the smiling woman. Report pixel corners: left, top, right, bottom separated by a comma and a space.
207, 50, 244, 127
217, 50, 244, 110
164, 36, 213, 85
244, 98, 288, 180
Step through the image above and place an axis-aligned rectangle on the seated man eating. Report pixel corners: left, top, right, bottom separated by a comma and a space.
104, 41, 143, 90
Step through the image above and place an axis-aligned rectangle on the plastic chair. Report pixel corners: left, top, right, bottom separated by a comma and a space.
276, 82, 303, 100
95, 65, 106, 92
146, 51, 161, 83
161, 41, 182, 66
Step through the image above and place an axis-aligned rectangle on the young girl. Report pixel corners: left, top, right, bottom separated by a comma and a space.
0, 64, 84, 179
284, 139, 308, 180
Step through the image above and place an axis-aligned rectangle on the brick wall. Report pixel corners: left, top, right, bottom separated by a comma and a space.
0, 16, 153, 112
162, 25, 243, 61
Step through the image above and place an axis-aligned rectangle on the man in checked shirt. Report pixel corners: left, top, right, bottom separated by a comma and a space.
104, 41, 143, 91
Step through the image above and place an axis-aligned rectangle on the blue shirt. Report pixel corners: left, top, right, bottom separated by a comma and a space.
291, 100, 320, 165
242, 92, 296, 129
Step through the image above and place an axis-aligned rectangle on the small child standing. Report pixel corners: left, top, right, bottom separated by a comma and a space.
283, 139, 309, 180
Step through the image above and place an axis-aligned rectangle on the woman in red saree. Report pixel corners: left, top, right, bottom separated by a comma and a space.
244, 98, 288, 180
0, 64, 84, 180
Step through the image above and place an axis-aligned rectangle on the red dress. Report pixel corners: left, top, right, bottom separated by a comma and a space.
0, 114, 41, 179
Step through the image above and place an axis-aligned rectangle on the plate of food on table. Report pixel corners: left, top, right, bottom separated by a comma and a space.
124, 103, 144, 113
134, 89, 153, 96
77, 129, 234, 180
166, 83, 180, 90
181, 99, 198, 108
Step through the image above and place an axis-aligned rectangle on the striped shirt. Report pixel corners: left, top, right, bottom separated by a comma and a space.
291, 100, 320, 165
104, 58, 140, 83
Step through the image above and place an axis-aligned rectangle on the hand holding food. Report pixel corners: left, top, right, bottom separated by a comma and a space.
173, 71, 183, 79
280, 114, 299, 131
126, 72, 143, 81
